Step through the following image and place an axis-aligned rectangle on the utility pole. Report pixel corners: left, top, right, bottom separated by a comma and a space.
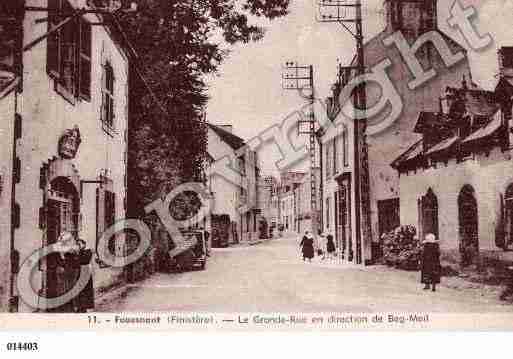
317, 0, 371, 264
282, 62, 318, 240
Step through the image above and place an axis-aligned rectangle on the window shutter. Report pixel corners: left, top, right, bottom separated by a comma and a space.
78, 19, 92, 100
12, 202, 20, 229
14, 114, 22, 140
13, 157, 21, 184
100, 63, 106, 124
39, 206, 46, 229
333, 137, 337, 174
343, 127, 348, 167
46, 0, 60, 77
95, 187, 100, 253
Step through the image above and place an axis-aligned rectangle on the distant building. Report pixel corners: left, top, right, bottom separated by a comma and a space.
392, 47, 513, 267
294, 168, 321, 235
258, 176, 278, 236
206, 124, 260, 245
278, 172, 305, 233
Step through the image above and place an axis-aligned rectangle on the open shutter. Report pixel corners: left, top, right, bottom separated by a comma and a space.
78, 19, 92, 100
46, 0, 61, 77
100, 63, 106, 125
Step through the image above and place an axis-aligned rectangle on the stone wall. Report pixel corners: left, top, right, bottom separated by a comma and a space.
399, 146, 513, 257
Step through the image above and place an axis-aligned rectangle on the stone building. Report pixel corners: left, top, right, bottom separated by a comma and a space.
0, 0, 132, 312
206, 124, 260, 245
318, 115, 354, 259
392, 47, 513, 267
278, 171, 305, 233
318, 0, 472, 264
258, 175, 278, 236
294, 168, 321, 235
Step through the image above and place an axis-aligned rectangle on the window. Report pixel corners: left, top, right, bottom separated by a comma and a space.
326, 197, 331, 229
342, 126, 348, 167
333, 137, 338, 175
95, 181, 116, 266
47, 0, 92, 102
101, 62, 115, 132
238, 155, 246, 176
325, 141, 332, 179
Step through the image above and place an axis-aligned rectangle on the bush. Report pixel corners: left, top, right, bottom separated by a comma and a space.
382, 225, 421, 271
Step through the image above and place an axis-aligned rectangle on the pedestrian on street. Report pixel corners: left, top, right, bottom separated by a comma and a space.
300, 231, 314, 262
420, 233, 441, 292
326, 233, 336, 260
317, 232, 326, 260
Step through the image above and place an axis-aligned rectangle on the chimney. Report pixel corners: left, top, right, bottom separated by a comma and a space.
499, 47, 513, 79
217, 125, 233, 133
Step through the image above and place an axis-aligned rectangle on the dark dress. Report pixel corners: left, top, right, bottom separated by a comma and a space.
326, 235, 336, 253
421, 242, 441, 284
300, 236, 314, 259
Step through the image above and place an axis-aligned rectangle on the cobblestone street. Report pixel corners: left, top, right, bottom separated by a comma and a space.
96, 234, 513, 313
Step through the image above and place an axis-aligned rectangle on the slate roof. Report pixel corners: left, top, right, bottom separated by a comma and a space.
393, 85, 505, 169
208, 123, 246, 150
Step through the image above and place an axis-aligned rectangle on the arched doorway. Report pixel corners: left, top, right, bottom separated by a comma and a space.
421, 188, 439, 240
45, 176, 81, 312
505, 184, 513, 250
458, 185, 479, 266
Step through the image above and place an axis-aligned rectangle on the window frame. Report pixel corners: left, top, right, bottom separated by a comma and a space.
47, 0, 92, 103
101, 61, 116, 135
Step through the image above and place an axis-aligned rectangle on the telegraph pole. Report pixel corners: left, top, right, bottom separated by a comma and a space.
282, 62, 318, 240
317, 0, 371, 264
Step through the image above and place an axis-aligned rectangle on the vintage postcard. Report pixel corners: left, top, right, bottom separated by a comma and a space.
2, 0, 513, 335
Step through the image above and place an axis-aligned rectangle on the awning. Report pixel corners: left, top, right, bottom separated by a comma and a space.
462, 114, 502, 144
426, 136, 459, 155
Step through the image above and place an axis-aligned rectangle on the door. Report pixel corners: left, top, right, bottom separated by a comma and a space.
45, 179, 79, 312
422, 189, 439, 240
46, 195, 75, 311
336, 174, 351, 261
458, 185, 479, 266
377, 198, 400, 237
505, 185, 513, 249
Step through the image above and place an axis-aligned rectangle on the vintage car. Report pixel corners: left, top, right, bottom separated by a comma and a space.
171, 230, 208, 271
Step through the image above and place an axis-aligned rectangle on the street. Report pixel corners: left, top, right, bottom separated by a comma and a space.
96, 234, 513, 313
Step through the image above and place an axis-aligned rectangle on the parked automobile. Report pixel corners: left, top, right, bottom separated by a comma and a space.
170, 230, 208, 272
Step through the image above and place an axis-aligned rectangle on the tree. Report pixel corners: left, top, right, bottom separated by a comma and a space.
118, 0, 291, 215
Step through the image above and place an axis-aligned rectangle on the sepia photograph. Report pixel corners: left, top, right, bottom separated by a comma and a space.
2, 0, 513, 336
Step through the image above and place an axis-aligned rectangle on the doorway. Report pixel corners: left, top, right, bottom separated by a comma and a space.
421, 189, 439, 240
377, 198, 400, 261
45, 177, 80, 312
458, 185, 479, 266
335, 174, 351, 261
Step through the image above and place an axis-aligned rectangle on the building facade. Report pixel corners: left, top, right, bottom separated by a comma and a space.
336, 0, 471, 263
278, 171, 305, 233
393, 47, 513, 267
1, 0, 131, 312
206, 124, 260, 244
294, 168, 320, 235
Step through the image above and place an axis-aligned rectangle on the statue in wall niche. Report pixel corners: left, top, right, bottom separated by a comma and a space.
58, 125, 82, 160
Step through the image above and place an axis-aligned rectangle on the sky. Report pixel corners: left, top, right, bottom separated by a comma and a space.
205, 0, 512, 177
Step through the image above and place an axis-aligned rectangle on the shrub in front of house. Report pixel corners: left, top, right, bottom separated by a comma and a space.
382, 225, 421, 271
